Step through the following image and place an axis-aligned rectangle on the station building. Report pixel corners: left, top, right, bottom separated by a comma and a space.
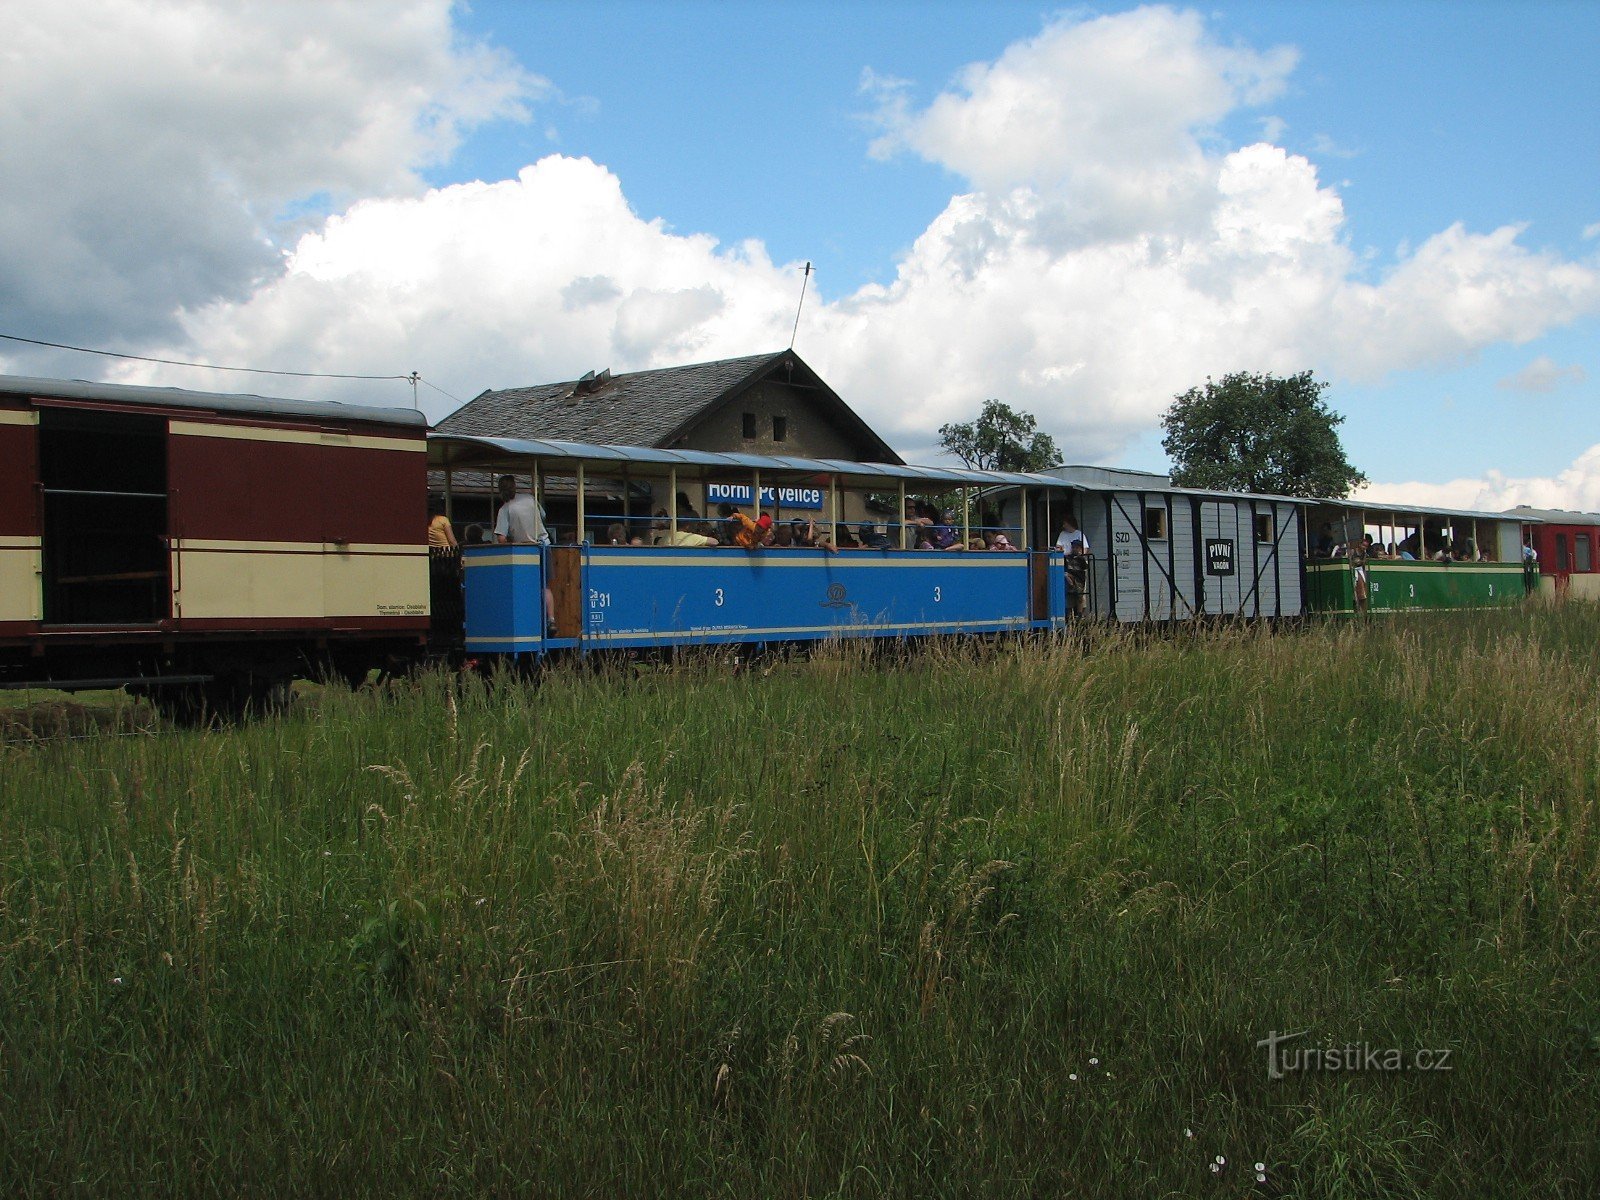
433, 350, 902, 539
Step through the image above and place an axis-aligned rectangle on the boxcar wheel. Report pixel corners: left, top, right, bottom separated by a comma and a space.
151, 683, 210, 727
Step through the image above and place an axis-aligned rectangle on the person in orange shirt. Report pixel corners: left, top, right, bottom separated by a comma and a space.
719, 502, 771, 550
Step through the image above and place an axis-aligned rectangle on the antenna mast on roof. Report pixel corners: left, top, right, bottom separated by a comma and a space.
788, 261, 813, 350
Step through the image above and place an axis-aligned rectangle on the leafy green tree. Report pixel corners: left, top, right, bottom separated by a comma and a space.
938, 399, 1060, 472
1160, 370, 1366, 498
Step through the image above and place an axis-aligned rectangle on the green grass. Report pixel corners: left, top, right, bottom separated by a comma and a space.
3, 610, 1599, 1197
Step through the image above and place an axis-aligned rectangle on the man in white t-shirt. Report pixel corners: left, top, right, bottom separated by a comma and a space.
494, 475, 548, 544
492, 474, 555, 634
1056, 515, 1090, 615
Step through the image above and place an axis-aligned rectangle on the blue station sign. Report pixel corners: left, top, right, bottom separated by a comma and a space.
705, 482, 825, 511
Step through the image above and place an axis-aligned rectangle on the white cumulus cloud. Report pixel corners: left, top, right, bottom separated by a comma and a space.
9, 3, 1600, 469
0, 0, 536, 359
1362, 442, 1600, 514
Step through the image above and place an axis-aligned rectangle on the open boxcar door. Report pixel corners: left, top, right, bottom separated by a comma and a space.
0, 405, 43, 633
34, 406, 171, 628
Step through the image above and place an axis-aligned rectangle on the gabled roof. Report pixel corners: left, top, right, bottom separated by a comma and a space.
435, 350, 902, 463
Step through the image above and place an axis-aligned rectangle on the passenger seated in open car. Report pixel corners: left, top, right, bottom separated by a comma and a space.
651, 510, 717, 547
857, 522, 891, 549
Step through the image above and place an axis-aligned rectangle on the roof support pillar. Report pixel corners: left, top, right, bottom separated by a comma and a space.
962, 487, 970, 548
576, 462, 586, 544
898, 480, 907, 549
669, 468, 678, 538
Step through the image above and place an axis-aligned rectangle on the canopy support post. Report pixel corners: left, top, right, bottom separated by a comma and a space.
576, 462, 586, 544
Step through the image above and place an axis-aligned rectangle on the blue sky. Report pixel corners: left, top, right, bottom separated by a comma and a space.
445, 0, 1598, 484
1, 1, 1596, 507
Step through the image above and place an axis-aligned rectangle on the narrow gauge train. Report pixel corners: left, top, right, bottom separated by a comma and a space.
0, 374, 1547, 716
0, 376, 429, 716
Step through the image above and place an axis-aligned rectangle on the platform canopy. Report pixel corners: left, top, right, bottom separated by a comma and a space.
427, 432, 1073, 492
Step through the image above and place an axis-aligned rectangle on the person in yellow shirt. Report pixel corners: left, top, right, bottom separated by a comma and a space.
650, 510, 718, 547
427, 496, 458, 549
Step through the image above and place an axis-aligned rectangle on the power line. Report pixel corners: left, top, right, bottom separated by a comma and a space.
416, 375, 466, 406
789, 261, 812, 350
0, 331, 412, 383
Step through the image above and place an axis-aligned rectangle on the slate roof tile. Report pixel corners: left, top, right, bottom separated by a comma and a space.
437, 351, 787, 446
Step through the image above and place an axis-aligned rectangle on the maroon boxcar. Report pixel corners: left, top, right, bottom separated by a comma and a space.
1507, 505, 1600, 601
0, 375, 430, 716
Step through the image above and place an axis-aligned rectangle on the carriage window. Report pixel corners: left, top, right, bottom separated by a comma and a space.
1143, 506, 1168, 540
1254, 513, 1274, 543
1576, 535, 1593, 573
741, 412, 757, 439
1556, 534, 1570, 572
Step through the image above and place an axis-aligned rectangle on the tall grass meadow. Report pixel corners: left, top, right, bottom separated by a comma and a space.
3, 608, 1598, 1196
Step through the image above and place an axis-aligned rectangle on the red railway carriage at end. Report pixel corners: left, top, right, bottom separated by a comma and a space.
1508, 505, 1600, 601
0, 375, 430, 716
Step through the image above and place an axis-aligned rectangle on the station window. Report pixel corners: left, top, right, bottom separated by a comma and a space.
741, 412, 757, 439
772, 414, 788, 442
1143, 506, 1168, 540
1577, 535, 1593, 573
1254, 513, 1274, 543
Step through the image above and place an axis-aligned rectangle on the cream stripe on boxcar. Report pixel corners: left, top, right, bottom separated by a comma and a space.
180, 538, 425, 556
169, 420, 424, 453
0, 544, 42, 622
0, 410, 40, 427
174, 547, 427, 620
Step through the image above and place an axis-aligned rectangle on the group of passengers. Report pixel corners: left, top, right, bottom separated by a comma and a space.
613, 497, 1026, 553
1311, 523, 1494, 562
436, 477, 1074, 557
